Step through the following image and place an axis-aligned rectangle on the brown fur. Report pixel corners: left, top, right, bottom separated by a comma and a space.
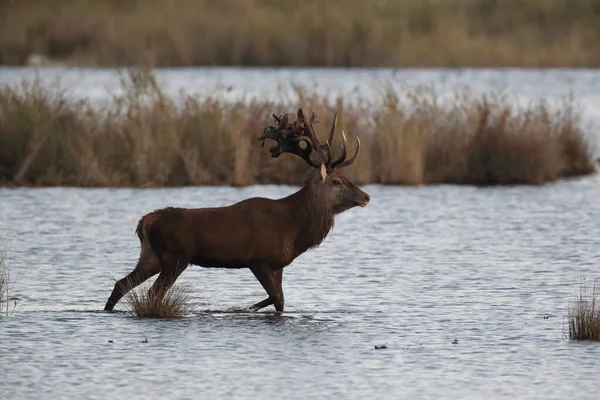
104, 169, 369, 312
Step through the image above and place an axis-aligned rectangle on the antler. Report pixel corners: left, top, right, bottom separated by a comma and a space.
259, 108, 360, 170
259, 109, 323, 168
329, 131, 360, 170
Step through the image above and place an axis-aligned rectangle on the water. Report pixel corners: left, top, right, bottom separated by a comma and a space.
2, 178, 600, 399
2, 67, 600, 399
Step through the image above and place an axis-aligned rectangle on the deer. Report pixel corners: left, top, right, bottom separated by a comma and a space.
103, 108, 370, 313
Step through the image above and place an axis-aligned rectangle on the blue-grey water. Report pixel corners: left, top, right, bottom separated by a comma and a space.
2, 68, 600, 400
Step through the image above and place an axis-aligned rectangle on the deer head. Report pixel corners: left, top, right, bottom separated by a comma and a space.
259, 109, 370, 214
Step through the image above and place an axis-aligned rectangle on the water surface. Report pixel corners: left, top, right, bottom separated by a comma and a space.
2, 179, 600, 399
2, 67, 600, 399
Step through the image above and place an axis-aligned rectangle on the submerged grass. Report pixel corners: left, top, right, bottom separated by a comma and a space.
0, 242, 11, 316
125, 283, 196, 319
2, 0, 600, 67
0, 248, 5, 314
0, 69, 595, 187
567, 282, 600, 341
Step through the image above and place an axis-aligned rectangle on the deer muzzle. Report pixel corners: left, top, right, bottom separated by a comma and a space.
355, 191, 370, 208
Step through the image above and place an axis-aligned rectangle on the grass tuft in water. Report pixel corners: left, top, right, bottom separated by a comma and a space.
567, 281, 600, 341
0, 248, 6, 314
0, 241, 13, 316
125, 282, 196, 319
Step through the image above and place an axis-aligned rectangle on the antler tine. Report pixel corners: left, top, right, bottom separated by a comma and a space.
335, 135, 361, 170
304, 111, 326, 159
273, 113, 287, 130
327, 112, 337, 146
258, 113, 288, 147
315, 112, 337, 165
329, 130, 348, 169
296, 109, 330, 166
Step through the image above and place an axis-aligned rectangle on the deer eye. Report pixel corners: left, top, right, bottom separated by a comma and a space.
332, 179, 341, 186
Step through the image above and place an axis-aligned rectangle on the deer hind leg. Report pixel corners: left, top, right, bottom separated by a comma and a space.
147, 253, 189, 301
104, 241, 160, 311
249, 266, 284, 312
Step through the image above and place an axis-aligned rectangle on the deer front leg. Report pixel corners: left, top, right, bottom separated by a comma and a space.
249, 265, 284, 312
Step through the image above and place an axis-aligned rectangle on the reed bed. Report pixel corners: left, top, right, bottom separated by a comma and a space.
125, 282, 196, 319
0, 69, 595, 187
567, 282, 600, 341
2, 0, 600, 68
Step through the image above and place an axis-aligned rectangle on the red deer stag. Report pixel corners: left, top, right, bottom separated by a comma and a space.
104, 109, 370, 312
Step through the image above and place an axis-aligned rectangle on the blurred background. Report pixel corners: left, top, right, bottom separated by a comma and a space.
1, 0, 600, 188
2, 0, 600, 68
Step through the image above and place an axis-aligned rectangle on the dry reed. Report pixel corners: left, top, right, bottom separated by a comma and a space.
567, 282, 600, 341
0, 243, 10, 315
2, 0, 600, 68
0, 251, 5, 313
0, 69, 595, 187
125, 282, 195, 319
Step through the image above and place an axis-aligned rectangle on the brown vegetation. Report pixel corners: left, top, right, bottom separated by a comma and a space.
0, 69, 595, 187
1, 0, 600, 68
0, 251, 5, 313
567, 282, 600, 341
125, 282, 195, 319
0, 243, 10, 315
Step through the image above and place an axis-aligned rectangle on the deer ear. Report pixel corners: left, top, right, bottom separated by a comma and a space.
319, 163, 327, 182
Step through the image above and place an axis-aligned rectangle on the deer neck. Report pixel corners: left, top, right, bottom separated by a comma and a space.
287, 183, 335, 254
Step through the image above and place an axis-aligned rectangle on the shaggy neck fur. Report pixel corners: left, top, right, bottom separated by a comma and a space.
286, 180, 335, 255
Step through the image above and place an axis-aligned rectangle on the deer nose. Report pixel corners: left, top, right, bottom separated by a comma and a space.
360, 193, 370, 207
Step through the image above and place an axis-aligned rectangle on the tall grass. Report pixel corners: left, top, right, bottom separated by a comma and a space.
2, 0, 600, 68
0, 250, 5, 313
0, 69, 595, 187
0, 243, 10, 316
125, 283, 195, 319
567, 282, 600, 341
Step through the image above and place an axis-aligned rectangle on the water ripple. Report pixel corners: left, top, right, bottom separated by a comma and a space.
2, 177, 600, 399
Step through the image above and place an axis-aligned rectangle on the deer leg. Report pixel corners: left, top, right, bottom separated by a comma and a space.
104, 254, 160, 311
250, 297, 273, 310
148, 255, 189, 301
249, 266, 284, 312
